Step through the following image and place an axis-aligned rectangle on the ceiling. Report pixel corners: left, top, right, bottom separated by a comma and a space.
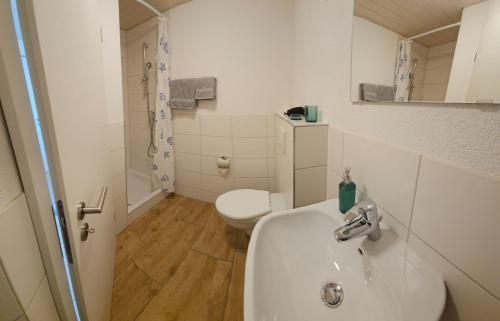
354, 0, 483, 47
119, 0, 191, 30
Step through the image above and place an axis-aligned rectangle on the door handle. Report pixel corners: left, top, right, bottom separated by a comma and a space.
77, 186, 108, 220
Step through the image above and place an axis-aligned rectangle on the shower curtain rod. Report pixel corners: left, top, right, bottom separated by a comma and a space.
136, 0, 164, 17
408, 22, 461, 40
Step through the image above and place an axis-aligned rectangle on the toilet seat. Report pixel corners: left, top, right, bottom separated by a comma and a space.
215, 189, 272, 222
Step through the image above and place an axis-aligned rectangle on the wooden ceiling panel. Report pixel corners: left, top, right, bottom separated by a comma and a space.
119, 0, 191, 30
354, 0, 483, 47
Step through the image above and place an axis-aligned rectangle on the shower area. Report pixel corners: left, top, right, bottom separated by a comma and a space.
120, 15, 168, 219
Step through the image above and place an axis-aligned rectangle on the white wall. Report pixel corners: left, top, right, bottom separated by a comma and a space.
168, 0, 293, 115
121, 0, 293, 202
351, 16, 402, 101
292, 0, 500, 319
291, 0, 499, 178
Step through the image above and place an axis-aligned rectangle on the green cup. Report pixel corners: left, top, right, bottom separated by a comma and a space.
305, 105, 318, 122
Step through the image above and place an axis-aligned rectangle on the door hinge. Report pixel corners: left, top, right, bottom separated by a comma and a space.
57, 200, 74, 264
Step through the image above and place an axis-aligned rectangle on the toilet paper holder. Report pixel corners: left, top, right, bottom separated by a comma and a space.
217, 156, 230, 169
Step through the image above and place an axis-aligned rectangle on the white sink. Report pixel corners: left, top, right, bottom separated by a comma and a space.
244, 199, 445, 321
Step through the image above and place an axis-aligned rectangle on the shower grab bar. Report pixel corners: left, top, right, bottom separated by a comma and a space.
77, 186, 108, 220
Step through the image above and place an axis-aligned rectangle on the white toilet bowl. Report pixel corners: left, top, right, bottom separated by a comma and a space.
215, 189, 285, 235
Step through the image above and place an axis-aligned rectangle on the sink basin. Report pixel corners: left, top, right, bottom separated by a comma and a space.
244, 199, 445, 321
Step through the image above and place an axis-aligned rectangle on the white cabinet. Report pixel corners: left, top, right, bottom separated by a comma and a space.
274, 114, 328, 209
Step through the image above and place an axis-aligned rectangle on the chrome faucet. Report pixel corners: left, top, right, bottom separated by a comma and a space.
334, 199, 382, 242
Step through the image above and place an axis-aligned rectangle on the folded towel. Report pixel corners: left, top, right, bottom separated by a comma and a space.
377, 85, 395, 102
195, 77, 216, 100
168, 98, 197, 109
169, 79, 197, 109
360, 83, 378, 101
359, 83, 395, 102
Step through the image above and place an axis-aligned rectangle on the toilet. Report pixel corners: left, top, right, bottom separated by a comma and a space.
215, 189, 285, 235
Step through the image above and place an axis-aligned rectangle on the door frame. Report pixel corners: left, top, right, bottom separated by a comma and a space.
0, 1, 87, 320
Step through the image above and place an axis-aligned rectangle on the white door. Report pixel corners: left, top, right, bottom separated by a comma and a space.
24, 1, 117, 320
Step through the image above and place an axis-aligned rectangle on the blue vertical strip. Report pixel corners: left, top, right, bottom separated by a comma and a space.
9, 1, 82, 320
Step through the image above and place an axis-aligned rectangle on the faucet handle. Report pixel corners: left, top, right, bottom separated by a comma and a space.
357, 202, 378, 221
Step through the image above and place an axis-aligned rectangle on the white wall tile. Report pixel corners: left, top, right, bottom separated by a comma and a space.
26, 277, 60, 321
267, 137, 276, 158
175, 185, 202, 200
411, 157, 500, 298
201, 190, 219, 204
343, 133, 420, 227
201, 136, 232, 157
408, 233, 500, 321
0, 195, 45, 310
127, 75, 155, 96
233, 138, 267, 158
234, 177, 268, 190
200, 115, 232, 137
174, 134, 201, 154
267, 177, 276, 192
233, 158, 268, 178
126, 54, 143, 77
174, 152, 201, 172
201, 174, 234, 194
172, 112, 200, 135
0, 113, 22, 211
232, 115, 267, 137
295, 126, 328, 169
266, 115, 275, 137
294, 166, 327, 207
267, 158, 276, 177
128, 141, 146, 158
129, 127, 149, 144
326, 167, 340, 200
129, 154, 149, 175
200, 156, 230, 176
126, 93, 148, 112
0, 263, 23, 321
174, 169, 202, 189
328, 126, 343, 174
128, 111, 148, 128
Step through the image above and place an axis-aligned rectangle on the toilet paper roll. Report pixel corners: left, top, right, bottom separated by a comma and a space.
217, 156, 230, 169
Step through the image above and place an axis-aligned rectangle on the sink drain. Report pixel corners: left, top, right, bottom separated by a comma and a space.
321, 282, 343, 308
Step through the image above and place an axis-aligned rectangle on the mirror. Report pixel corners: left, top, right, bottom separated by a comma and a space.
351, 0, 500, 104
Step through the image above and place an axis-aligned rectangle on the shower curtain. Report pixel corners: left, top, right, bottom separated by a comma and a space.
394, 39, 413, 102
152, 17, 175, 192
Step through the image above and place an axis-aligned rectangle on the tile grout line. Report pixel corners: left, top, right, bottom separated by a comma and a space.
411, 231, 500, 302
406, 155, 423, 243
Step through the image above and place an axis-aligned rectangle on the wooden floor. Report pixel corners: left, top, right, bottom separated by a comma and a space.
111, 194, 248, 321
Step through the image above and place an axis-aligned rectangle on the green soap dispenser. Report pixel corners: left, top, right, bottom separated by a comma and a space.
339, 167, 356, 214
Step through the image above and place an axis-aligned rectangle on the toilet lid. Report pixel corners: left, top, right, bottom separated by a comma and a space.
215, 189, 271, 221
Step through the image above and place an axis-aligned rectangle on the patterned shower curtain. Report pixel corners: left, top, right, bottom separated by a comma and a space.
394, 39, 413, 102
152, 17, 175, 192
